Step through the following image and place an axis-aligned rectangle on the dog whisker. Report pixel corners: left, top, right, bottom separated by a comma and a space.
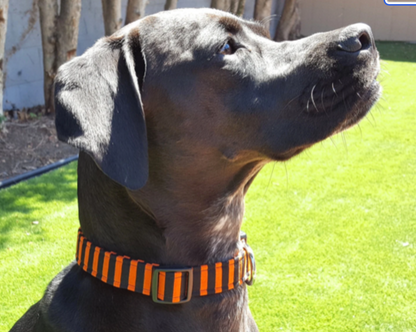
377, 75, 387, 84
330, 95, 336, 112
266, 162, 277, 192
357, 123, 363, 138
282, 94, 301, 112
284, 162, 289, 188
341, 132, 348, 155
260, 14, 279, 25
379, 66, 390, 76
375, 103, 385, 113
364, 114, 375, 127
329, 136, 337, 148
344, 91, 353, 112
379, 95, 387, 103
369, 110, 377, 125
311, 85, 319, 113
332, 82, 338, 96
342, 92, 348, 113
320, 87, 328, 116
296, 105, 308, 120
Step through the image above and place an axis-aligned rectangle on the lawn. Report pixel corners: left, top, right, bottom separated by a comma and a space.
1, 42, 415, 331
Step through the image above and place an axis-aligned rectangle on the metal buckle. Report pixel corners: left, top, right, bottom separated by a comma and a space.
243, 244, 256, 286
151, 267, 193, 304
240, 231, 247, 243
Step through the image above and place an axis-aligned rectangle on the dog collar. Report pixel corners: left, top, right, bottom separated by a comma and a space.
76, 229, 255, 304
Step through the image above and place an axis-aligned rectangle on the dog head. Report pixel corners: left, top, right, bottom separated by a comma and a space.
55, 8, 381, 190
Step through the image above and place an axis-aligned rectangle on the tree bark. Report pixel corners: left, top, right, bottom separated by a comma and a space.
274, 0, 301, 41
125, 0, 147, 25
229, 0, 239, 14
236, 0, 246, 17
164, 0, 177, 11
210, 0, 222, 10
38, 0, 82, 113
56, 0, 81, 72
0, 0, 8, 115
38, 0, 58, 114
253, 0, 272, 29
211, 0, 243, 15
102, 0, 122, 36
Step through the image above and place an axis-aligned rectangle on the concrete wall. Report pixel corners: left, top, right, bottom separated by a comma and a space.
299, 0, 416, 42
5, 0, 287, 111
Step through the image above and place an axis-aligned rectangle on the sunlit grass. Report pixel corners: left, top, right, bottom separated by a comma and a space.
246, 42, 416, 331
1, 42, 415, 331
0, 163, 78, 330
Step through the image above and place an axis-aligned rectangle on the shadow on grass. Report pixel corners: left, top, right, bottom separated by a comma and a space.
0, 163, 78, 249
377, 41, 416, 63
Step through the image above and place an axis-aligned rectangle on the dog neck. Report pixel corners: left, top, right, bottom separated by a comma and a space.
77, 150, 265, 267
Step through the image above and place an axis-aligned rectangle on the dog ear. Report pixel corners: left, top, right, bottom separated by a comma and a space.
54, 32, 148, 190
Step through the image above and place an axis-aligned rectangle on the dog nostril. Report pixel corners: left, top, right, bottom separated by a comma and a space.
337, 24, 373, 53
337, 37, 362, 53
358, 31, 371, 50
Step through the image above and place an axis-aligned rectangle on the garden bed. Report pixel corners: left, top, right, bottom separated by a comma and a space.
0, 109, 78, 182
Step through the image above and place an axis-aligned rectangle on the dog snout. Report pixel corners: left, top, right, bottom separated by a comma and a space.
337, 23, 374, 53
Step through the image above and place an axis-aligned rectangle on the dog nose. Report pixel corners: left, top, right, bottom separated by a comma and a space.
337, 23, 373, 53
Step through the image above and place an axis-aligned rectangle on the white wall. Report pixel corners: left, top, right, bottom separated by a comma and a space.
3, 0, 283, 111
299, 0, 416, 42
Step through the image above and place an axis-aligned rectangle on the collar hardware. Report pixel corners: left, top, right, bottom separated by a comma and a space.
152, 267, 194, 304
75, 229, 255, 304
243, 245, 256, 286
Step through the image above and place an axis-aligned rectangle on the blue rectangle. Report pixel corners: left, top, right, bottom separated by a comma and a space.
384, 0, 416, 5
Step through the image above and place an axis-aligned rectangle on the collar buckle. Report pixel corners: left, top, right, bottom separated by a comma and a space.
240, 231, 256, 286
151, 267, 194, 304
243, 244, 256, 286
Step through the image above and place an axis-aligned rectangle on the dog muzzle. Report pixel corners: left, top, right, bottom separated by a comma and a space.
75, 229, 256, 304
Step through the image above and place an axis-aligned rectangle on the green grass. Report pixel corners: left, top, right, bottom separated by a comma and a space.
0, 164, 79, 330
1, 41, 415, 331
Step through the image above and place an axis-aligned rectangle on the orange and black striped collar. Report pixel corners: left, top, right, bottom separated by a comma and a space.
76, 229, 255, 304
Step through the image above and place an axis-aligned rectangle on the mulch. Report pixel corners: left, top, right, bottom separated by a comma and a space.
0, 108, 78, 182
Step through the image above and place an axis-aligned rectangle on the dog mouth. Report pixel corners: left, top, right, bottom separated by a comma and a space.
299, 65, 381, 135
262, 74, 381, 162
261, 24, 381, 162
332, 79, 381, 134
267, 65, 381, 161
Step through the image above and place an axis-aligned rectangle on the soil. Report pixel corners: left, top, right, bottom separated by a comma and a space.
0, 108, 78, 182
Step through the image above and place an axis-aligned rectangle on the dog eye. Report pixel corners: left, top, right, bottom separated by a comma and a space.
220, 41, 234, 55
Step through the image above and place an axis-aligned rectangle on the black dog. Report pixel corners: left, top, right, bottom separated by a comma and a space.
11, 8, 380, 332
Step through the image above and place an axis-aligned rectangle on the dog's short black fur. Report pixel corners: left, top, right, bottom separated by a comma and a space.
10, 8, 380, 332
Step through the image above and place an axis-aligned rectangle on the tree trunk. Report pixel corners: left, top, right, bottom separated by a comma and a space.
274, 0, 301, 41
39, 0, 82, 113
164, 0, 177, 11
253, 0, 272, 29
102, 0, 122, 36
125, 0, 147, 25
211, 0, 243, 14
229, 0, 239, 14
211, 0, 225, 11
236, 0, 246, 17
56, 0, 81, 71
38, 0, 58, 114
0, 0, 8, 115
